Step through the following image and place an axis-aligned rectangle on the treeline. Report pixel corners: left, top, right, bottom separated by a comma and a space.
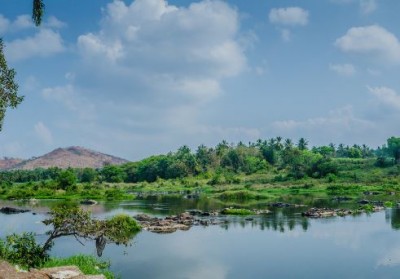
0, 137, 399, 187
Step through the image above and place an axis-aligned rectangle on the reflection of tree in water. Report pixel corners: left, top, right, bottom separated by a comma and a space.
386, 208, 400, 230
218, 209, 309, 233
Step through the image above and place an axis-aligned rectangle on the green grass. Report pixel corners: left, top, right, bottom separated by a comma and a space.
43, 255, 114, 279
221, 208, 254, 215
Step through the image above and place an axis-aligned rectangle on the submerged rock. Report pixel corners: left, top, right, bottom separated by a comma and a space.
0, 207, 30, 214
80, 199, 98, 205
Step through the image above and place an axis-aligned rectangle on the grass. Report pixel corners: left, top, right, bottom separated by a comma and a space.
43, 255, 115, 279
221, 208, 254, 215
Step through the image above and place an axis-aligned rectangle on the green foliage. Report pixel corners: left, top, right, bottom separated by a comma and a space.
384, 201, 394, 208
79, 168, 97, 183
0, 39, 23, 131
387, 137, 400, 164
0, 232, 48, 268
42, 204, 141, 253
101, 165, 126, 183
105, 214, 141, 243
221, 208, 253, 215
56, 168, 77, 190
43, 255, 114, 279
32, 0, 45, 26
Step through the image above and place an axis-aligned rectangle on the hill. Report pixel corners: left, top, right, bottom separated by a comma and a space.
0, 146, 129, 170
0, 158, 24, 170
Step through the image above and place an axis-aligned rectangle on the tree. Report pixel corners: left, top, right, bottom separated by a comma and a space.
56, 168, 77, 190
297, 138, 308, 151
32, 0, 45, 26
387, 137, 400, 164
0, 40, 23, 131
42, 204, 141, 258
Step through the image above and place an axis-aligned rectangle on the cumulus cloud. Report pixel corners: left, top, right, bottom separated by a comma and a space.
13, 15, 34, 30
335, 25, 400, 63
34, 122, 53, 145
368, 86, 400, 110
5, 29, 65, 61
76, 0, 246, 103
269, 7, 309, 26
329, 63, 356, 76
46, 16, 67, 29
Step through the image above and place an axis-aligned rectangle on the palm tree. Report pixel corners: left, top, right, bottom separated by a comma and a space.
297, 138, 308, 150
284, 138, 293, 150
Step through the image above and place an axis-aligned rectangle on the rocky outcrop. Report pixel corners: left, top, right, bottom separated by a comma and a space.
302, 206, 384, 218
269, 202, 305, 208
135, 212, 228, 233
0, 261, 105, 279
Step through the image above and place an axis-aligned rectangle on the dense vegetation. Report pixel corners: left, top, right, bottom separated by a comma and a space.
0, 137, 399, 200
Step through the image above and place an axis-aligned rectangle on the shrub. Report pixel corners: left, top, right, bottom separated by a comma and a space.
0, 232, 48, 268
43, 255, 114, 279
221, 208, 253, 215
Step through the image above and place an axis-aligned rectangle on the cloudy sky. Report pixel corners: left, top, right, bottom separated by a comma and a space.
0, 0, 399, 160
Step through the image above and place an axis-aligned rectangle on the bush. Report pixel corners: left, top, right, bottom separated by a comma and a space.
0, 232, 47, 268
221, 208, 253, 215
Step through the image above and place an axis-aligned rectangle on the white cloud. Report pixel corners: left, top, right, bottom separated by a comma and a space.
329, 63, 356, 76
34, 122, 53, 145
272, 106, 374, 139
46, 16, 67, 29
42, 84, 96, 120
76, 0, 246, 103
5, 29, 65, 61
368, 86, 400, 110
13, 15, 34, 30
335, 25, 400, 63
269, 7, 309, 26
360, 0, 377, 14
0, 15, 10, 34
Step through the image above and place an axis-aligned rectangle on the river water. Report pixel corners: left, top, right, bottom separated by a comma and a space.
1, 197, 400, 279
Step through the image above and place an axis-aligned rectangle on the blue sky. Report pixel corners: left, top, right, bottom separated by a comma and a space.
0, 0, 399, 160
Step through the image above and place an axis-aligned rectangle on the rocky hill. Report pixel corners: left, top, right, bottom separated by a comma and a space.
0, 146, 129, 170
0, 158, 24, 170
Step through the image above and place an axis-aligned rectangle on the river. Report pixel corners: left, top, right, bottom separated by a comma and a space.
1, 196, 400, 278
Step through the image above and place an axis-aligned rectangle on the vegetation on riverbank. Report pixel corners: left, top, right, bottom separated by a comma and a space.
0, 137, 399, 202
43, 255, 114, 279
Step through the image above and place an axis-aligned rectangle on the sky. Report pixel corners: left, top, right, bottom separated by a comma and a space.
0, 0, 399, 161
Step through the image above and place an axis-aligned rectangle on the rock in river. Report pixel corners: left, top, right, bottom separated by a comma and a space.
0, 207, 30, 214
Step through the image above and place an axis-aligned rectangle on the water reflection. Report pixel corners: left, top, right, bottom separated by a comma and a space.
2, 197, 400, 278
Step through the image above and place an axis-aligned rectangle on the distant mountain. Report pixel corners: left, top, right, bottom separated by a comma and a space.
0, 158, 24, 170
0, 146, 129, 170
